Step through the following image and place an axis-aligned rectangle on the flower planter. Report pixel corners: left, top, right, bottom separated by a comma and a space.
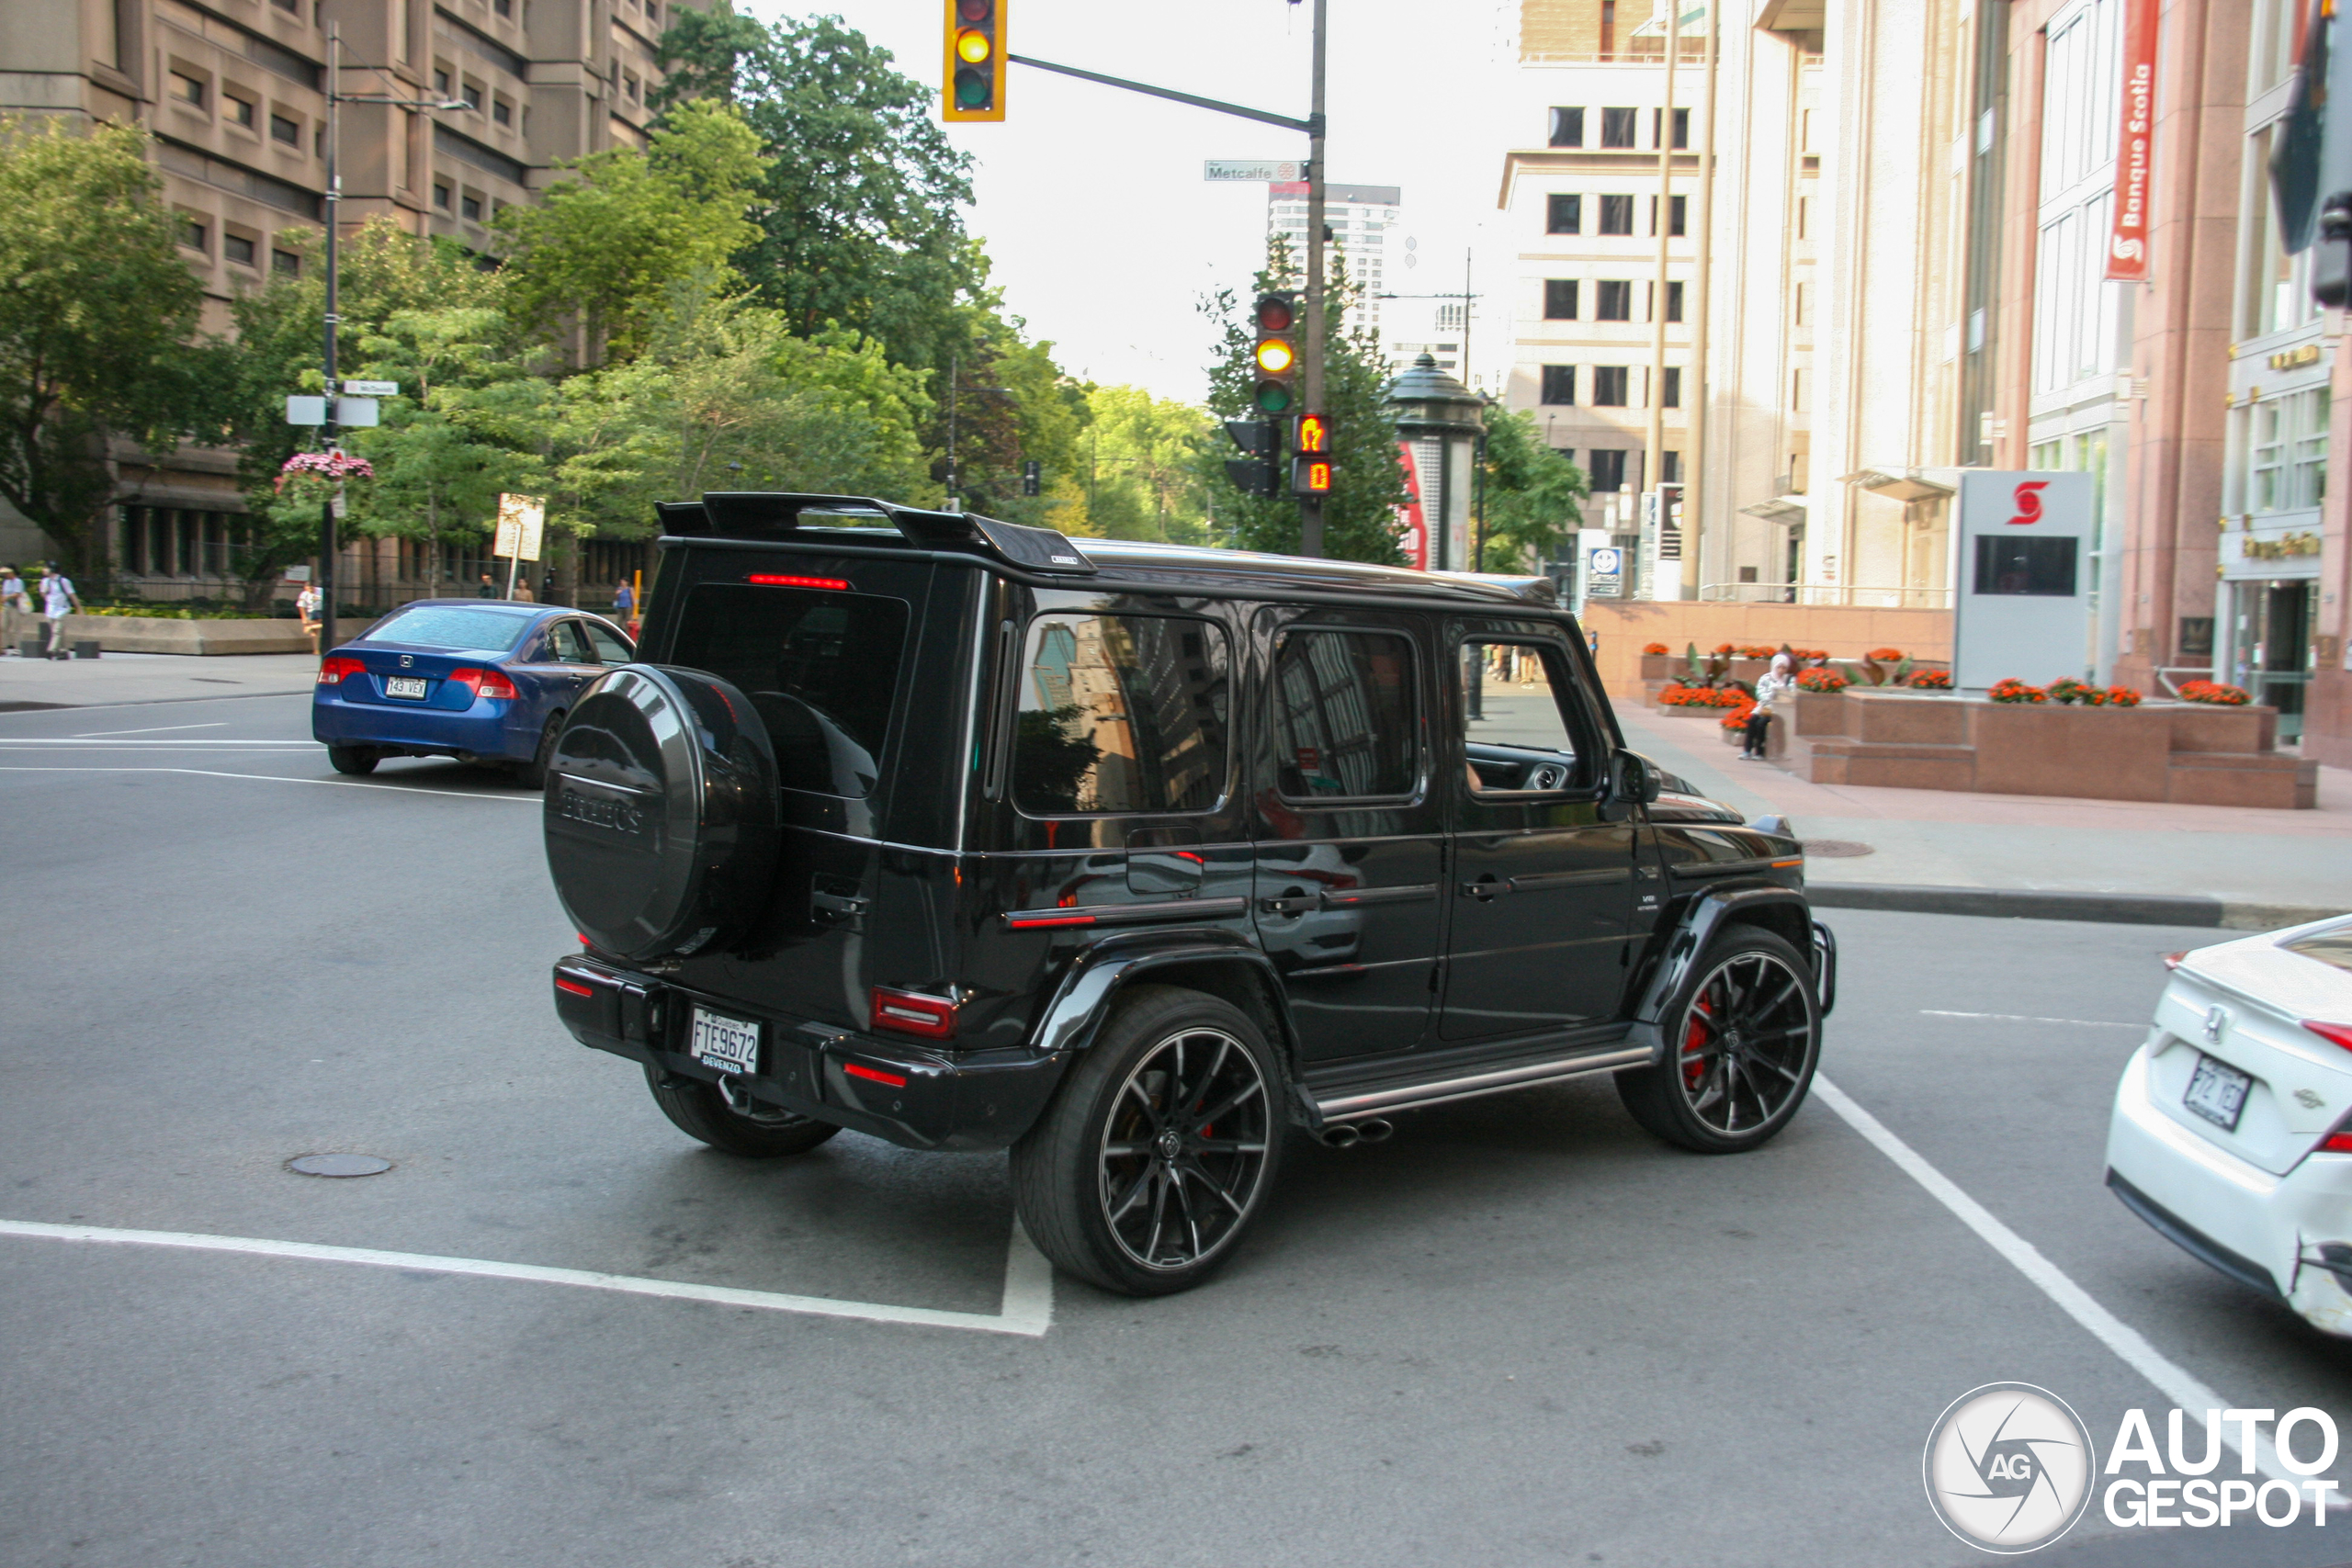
59, 614, 313, 656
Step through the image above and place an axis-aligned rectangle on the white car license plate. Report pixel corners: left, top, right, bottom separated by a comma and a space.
384, 675, 428, 700
2184, 1053, 2254, 1133
690, 1007, 759, 1075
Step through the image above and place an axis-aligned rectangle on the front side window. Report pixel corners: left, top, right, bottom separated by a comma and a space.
1272, 630, 1419, 800
1014, 614, 1229, 816
1460, 642, 1587, 794
544, 621, 594, 663
672, 583, 910, 798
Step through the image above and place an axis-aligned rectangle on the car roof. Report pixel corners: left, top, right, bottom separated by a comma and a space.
1067, 539, 1560, 608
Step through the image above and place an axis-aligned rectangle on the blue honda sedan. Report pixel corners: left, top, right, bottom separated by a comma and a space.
311, 600, 635, 784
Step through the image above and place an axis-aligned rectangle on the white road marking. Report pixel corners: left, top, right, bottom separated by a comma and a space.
0, 738, 311, 746
1813, 1075, 2300, 1485
0, 1217, 1055, 1338
0, 766, 532, 801
68, 721, 227, 737
1921, 1010, 2143, 1029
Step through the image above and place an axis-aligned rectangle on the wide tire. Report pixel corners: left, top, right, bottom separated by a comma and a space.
326, 745, 379, 775
1616, 925, 1821, 1154
514, 714, 561, 790
1011, 986, 1284, 1297
644, 1066, 841, 1158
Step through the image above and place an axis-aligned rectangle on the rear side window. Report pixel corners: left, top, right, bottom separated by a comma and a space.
1272, 630, 1419, 799
672, 584, 910, 797
1014, 613, 1230, 816
367, 605, 531, 654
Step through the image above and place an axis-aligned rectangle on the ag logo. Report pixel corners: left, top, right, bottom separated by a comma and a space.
1924, 1382, 2097, 1553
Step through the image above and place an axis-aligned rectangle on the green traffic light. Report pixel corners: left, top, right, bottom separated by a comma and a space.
1254, 380, 1294, 413
956, 70, 990, 107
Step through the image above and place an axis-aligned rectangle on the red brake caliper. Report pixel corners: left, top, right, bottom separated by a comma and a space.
1682, 996, 1713, 1092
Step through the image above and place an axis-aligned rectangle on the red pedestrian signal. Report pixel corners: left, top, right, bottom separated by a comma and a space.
1294, 412, 1329, 454
1292, 457, 1332, 494
944, 0, 1005, 122
1251, 292, 1298, 413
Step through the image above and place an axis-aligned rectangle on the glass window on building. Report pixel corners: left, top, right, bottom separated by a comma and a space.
1600, 107, 1637, 148
1544, 279, 1578, 320
1548, 107, 1584, 147
1598, 195, 1634, 235
2293, 388, 2330, 509
1546, 193, 1581, 234
1595, 280, 1632, 321
2253, 400, 2287, 511
1592, 367, 1630, 406
1539, 365, 1577, 405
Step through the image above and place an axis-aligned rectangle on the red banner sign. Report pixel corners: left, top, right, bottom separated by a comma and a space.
2105, 0, 2157, 280
1395, 442, 1428, 570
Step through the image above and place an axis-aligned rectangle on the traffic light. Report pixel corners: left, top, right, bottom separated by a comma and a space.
1222, 418, 1278, 498
1291, 457, 1332, 495
1293, 412, 1328, 455
1250, 292, 1298, 414
944, 0, 1005, 122
1021, 459, 1041, 496
1288, 412, 1329, 494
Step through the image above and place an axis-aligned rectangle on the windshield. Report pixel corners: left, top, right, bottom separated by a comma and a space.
366, 604, 533, 655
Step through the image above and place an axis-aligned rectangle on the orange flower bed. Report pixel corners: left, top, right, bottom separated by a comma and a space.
2179, 680, 2250, 705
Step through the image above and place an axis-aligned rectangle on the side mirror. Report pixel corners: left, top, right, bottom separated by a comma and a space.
1611, 750, 1664, 806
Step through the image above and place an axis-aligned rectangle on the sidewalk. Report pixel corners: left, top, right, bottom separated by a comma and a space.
1616, 706, 2352, 928
0, 651, 321, 711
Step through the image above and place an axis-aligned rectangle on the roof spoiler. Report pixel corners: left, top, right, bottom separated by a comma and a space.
658, 492, 1097, 576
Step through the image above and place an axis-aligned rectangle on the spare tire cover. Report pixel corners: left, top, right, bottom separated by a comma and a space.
543, 664, 780, 962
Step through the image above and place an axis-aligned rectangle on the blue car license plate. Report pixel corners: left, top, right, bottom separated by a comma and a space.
2183, 1053, 2253, 1133
690, 1006, 759, 1074
385, 675, 428, 700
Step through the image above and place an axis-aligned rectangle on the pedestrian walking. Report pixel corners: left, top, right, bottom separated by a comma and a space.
1742, 652, 1796, 761
38, 563, 79, 660
295, 581, 322, 654
612, 579, 634, 619
0, 564, 28, 656
478, 573, 496, 599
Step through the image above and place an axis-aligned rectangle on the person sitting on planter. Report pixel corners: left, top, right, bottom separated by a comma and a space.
1743, 652, 1795, 761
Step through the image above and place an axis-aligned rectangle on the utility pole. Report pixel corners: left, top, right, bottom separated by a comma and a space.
320, 21, 342, 660
1682, 0, 1721, 601
1298, 0, 1329, 558
945, 351, 958, 510
1642, 2, 1679, 596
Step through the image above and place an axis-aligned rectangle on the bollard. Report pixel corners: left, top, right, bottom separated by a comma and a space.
72, 640, 100, 660
17, 638, 40, 660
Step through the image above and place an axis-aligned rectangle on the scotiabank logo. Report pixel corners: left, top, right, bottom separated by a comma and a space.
2007, 480, 2050, 526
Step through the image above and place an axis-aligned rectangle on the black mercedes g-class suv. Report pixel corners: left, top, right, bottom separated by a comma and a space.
543, 493, 1833, 1296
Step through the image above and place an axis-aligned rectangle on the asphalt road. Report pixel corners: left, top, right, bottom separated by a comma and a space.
3, 692, 2348, 1568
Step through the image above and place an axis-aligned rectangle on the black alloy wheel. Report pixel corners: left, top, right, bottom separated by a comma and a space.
1012, 987, 1283, 1296
1616, 926, 1820, 1154
325, 744, 379, 775
643, 1066, 842, 1158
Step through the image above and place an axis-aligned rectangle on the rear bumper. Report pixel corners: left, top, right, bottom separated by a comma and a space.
313, 688, 524, 759
2104, 1044, 2352, 1337
550, 955, 1070, 1152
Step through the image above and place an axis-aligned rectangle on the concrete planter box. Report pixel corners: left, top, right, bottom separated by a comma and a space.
1638, 653, 1950, 709
62, 614, 312, 656
1786, 690, 2313, 808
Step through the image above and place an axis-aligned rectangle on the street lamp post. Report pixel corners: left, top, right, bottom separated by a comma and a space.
315, 21, 469, 658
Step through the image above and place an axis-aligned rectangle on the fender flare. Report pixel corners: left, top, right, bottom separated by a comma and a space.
1627, 884, 1820, 1058
1028, 928, 1299, 1061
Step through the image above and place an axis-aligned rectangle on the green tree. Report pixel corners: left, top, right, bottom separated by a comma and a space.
1200, 247, 1408, 563
1478, 404, 1586, 570
494, 99, 764, 364
341, 307, 552, 588
219, 218, 509, 605
1081, 384, 1212, 543
0, 117, 209, 582
653, 6, 981, 376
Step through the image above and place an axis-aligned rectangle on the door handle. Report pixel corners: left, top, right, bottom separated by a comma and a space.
1258, 894, 1317, 916
1459, 878, 1506, 902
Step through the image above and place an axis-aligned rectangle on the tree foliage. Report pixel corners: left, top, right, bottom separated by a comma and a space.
1478, 404, 1586, 570
0, 118, 208, 582
1200, 246, 1408, 563
1081, 385, 1212, 543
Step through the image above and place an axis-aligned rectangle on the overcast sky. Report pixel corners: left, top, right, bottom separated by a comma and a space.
741, 0, 1523, 402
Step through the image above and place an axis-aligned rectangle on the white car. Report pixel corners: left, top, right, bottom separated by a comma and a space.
2105, 913, 2352, 1337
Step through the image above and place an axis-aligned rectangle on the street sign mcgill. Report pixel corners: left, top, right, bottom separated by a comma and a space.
1205, 160, 1304, 182
340, 379, 400, 397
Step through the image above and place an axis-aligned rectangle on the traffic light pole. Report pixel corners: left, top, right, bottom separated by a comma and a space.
1298, 0, 1328, 558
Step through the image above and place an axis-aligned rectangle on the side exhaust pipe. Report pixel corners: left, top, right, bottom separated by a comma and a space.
1316, 1118, 1393, 1148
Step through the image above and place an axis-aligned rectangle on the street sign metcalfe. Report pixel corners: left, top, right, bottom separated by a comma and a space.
493, 493, 547, 562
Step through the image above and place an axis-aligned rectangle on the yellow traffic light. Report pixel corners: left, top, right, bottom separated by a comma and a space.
1254, 338, 1296, 376
944, 0, 1005, 122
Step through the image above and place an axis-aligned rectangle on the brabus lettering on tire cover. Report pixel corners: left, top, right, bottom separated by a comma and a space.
558, 785, 644, 837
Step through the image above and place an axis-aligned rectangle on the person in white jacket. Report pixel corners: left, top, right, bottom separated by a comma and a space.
1742, 652, 1796, 760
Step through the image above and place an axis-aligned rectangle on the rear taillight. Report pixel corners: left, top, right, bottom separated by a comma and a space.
317, 656, 365, 684
2304, 1021, 2352, 1055
448, 667, 520, 701
870, 987, 956, 1039
748, 573, 850, 591
2162, 951, 2188, 971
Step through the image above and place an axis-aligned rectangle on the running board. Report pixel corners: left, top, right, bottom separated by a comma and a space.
1313, 1045, 1653, 1124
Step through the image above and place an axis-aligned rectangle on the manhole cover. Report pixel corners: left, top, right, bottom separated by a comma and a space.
287, 1154, 392, 1178
1801, 840, 1876, 858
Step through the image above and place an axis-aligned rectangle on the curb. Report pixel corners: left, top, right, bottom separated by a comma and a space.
1806, 883, 2347, 932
